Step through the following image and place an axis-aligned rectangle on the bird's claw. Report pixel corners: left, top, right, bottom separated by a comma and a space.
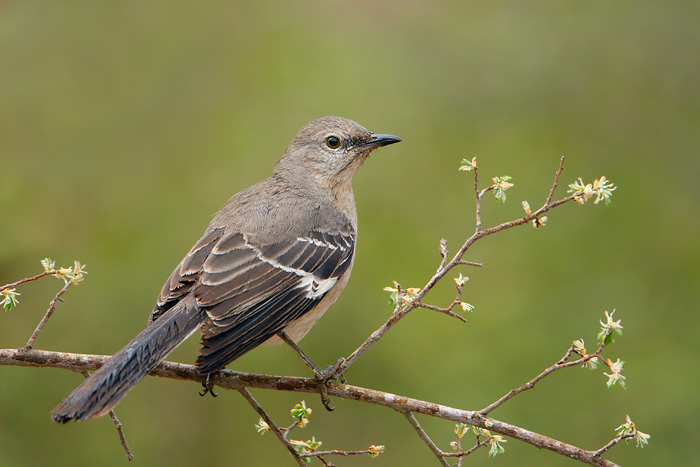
318, 384, 335, 411
313, 357, 346, 411
199, 373, 218, 397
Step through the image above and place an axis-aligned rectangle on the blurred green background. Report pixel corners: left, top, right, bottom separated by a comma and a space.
1, 1, 698, 465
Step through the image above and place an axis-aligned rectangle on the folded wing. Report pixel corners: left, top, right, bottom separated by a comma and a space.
189, 227, 354, 373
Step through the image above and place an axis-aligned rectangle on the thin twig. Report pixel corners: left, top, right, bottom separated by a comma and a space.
416, 302, 467, 323
78, 370, 133, 460
454, 260, 482, 267
473, 165, 482, 232
447, 435, 466, 467
236, 387, 306, 466
302, 449, 381, 458
23, 280, 73, 350
442, 436, 493, 458
593, 431, 636, 457
108, 411, 134, 461
0, 271, 52, 292
480, 328, 613, 415
546, 155, 566, 205
479, 346, 586, 415
415, 282, 468, 323
438, 239, 449, 272
400, 411, 450, 467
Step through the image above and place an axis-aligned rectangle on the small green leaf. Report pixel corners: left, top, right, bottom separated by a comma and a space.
492, 176, 514, 203
1, 288, 21, 312
291, 401, 312, 427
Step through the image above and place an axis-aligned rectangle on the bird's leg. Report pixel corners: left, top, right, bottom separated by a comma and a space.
199, 372, 218, 397
277, 332, 347, 382
277, 331, 341, 411
278, 331, 324, 375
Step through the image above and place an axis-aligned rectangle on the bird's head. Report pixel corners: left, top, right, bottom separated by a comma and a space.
276, 116, 401, 193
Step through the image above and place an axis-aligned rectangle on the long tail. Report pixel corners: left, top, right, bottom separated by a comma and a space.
51, 302, 204, 423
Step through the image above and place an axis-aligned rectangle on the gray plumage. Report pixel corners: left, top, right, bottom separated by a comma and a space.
51, 116, 400, 422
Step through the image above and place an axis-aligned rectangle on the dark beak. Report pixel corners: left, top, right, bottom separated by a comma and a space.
361, 133, 402, 150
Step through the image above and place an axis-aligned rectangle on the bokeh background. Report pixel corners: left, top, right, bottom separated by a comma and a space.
1, 1, 698, 466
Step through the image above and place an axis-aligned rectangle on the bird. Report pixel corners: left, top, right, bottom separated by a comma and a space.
51, 116, 401, 423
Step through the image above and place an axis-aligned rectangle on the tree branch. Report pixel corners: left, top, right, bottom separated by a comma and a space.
0, 348, 620, 466
2, 158, 631, 465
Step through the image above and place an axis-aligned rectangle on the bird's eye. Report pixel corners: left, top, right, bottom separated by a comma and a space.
326, 136, 341, 149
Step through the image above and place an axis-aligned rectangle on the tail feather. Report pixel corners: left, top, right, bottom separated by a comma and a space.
51, 303, 204, 423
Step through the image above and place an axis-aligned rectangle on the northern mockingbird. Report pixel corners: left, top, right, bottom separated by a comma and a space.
51, 116, 401, 422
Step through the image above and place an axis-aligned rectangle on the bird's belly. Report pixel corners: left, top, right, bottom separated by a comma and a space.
263, 304, 329, 346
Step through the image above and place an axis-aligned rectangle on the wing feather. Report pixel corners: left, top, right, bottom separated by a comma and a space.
194, 226, 355, 372
151, 227, 225, 321
198, 288, 316, 372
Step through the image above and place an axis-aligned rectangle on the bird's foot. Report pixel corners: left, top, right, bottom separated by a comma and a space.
199, 373, 218, 397
313, 357, 347, 411
319, 357, 347, 384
